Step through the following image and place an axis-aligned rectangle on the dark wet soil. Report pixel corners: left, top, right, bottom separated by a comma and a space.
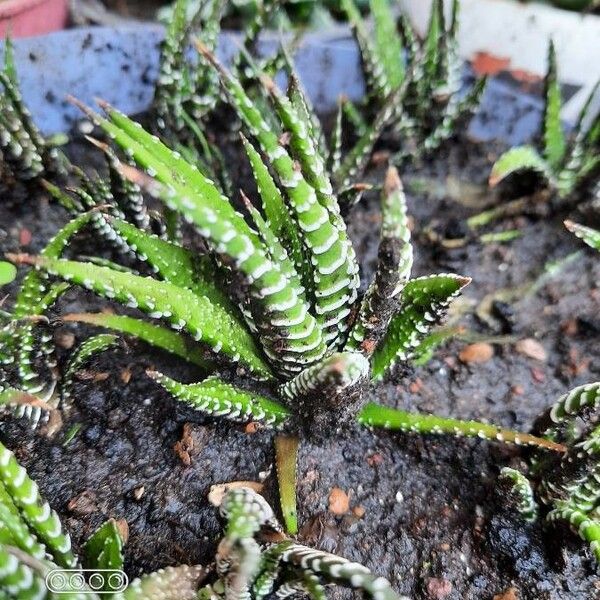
1, 119, 599, 600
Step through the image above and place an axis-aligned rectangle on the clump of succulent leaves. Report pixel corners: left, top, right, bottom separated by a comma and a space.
496, 224, 600, 565
0, 38, 66, 182
489, 41, 599, 204
5, 42, 566, 537
159, 0, 353, 33
342, 0, 486, 164
152, 0, 407, 214
0, 209, 129, 429
499, 382, 600, 564
0, 443, 407, 600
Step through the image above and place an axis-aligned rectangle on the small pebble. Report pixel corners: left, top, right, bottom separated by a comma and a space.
531, 367, 545, 383
132, 486, 145, 501
409, 378, 423, 394
328, 487, 350, 515
459, 342, 494, 364
493, 588, 519, 600
515, 338, 547, 362
19, 228, 32, 246
245, 422, 261, 434
395, 490, 404, 503
426, 577, 452, 599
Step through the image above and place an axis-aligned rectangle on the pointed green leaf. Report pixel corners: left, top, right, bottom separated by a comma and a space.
19, 255, 272, 379
543, 41, 567, 169
423, 0, 443, 86
358, 403, 566, 452
565, 220, 600, 251
63, 313, 212, 370
147, 371, 290, 427
107, 217, 236, 314
370, 0, 404, 89
489, 146, 550, 188
0, 440, 76, 567
124, 565, 207, 600
83, 519, 124, 578
241, 136, 308, 288
2, 36, 17, 85
371, 274, 470, 380
347, 167, 412, 353
287, 73, 328, 160
341, 0, 391, 99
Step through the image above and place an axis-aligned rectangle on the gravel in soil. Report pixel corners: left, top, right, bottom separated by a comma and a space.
0, 128, 599, 600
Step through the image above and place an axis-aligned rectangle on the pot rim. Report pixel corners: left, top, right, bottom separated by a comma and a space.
0, 0, 59, 19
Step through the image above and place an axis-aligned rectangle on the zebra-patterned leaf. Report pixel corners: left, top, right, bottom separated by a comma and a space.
147, 371, 290, 427
241, 136, 308, 289
123, 565, 207, 600
0, 545, 49, 599
358, 403, 567, 452
488, 146, 550, 188
62, 313, 212, 370
542, 41, 566, 170
276, 542, 405, 600
279, 351, 369, 404
346, 167, 412, 353
370, 0, 404, 89
547, 504, 600, 563
341, 0, 391, 100
83, 519, 124, 576
499, 467, 539, 522
371, 274, 470, 380
564, 220, 600, 251
10, 255, 272, 380
0, 440, 76, 567
198, 47, 358, 350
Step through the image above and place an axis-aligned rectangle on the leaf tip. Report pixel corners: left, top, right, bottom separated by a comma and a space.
383, 166, 402, 196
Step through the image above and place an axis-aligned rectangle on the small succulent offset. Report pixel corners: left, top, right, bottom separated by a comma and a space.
499, 382, 600, 564
490, 41, 600, 202
154, 0, 404, 212
0, 437, 208, 600
0, 38, 65, 182
0, 443, 406, 600
7, 43, 564, 534
342, 0, 486, 163
0, 212, 123, 429
497, 222, 600, 565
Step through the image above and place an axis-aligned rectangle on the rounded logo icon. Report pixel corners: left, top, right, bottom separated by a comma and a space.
88, 573, 105, 591
45, 569, 129, 594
